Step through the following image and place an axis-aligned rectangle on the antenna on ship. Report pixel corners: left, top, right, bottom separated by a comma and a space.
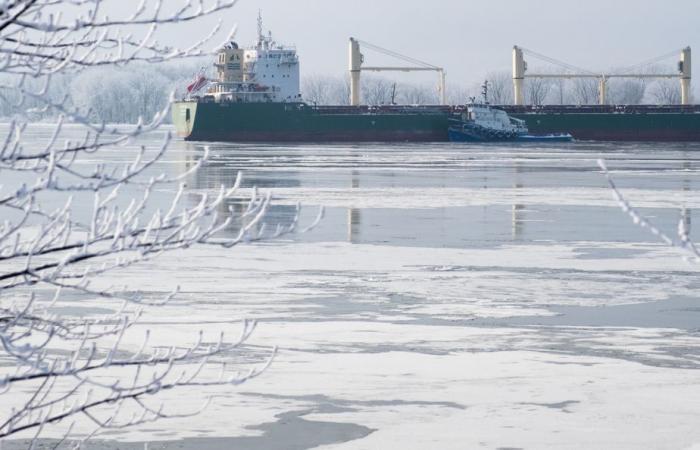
481, 80, 490, 105
257, 10, 264, 46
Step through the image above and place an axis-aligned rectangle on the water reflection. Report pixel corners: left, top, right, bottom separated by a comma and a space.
682, 159, 692, 233
173, 141, 700, 248
511, 195, 525, 240
183, 143, 301, 238
511, 161, 525, 240
348, 170, 361, 243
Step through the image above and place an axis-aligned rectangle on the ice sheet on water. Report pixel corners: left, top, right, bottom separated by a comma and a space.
184, 186, 700, 210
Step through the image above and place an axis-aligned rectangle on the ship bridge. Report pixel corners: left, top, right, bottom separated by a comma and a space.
211, 12, 301, 103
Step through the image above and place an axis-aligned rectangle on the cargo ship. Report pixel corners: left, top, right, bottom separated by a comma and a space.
172, 20, 700, 142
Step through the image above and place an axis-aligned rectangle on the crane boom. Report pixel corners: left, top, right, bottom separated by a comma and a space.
349, 38, 446, 105
513, 45, 692, 105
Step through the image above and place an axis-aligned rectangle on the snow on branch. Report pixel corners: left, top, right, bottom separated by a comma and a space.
0, 0, 322, 445
1, 0, 238, 73
598, 159, 699, 263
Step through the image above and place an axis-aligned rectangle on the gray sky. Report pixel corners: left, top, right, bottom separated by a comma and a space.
117, 0, 700, 86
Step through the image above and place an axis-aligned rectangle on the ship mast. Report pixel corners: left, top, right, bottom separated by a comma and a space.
481, 80, 490, 105
257, 10, 264, 48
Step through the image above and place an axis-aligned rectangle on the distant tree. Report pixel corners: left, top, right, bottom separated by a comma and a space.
302, 75, 337, 105
396, 83, 439, 105
446, 83, 476, 106
486, 71, 514, 105
301, 75, 355, 105
649, 79, 681, 104
525, 76, 552, 106
71, 62, 207, 123
362, 76, 395, 105
70, 69, 142, 123
330, 75, 352, 105
131, 68, 172, 120
572, 78, 600, 105
551, 77, 569, 105
608, 79, 647, 105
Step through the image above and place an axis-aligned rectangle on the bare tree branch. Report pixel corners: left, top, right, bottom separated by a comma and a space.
0, 0, 322, 444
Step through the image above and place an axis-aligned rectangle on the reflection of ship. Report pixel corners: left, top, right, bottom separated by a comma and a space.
348, 170, 361, 243
182, 144, 301, 238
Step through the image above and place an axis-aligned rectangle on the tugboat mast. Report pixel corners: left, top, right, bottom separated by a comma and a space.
481, 80, 490, 105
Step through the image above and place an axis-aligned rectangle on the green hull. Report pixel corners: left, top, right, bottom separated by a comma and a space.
173, 102, 450, 142
504, 106, 700, 142
173, 101, 700, 142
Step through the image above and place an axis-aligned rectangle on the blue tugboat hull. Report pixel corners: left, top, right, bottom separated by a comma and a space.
515, 134, 574, 143
448, 128, 573, 143
448, 128, 490, 142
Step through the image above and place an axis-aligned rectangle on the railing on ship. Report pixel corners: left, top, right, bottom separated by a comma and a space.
185, 98, 700, 115
309, 104, 700, 115
310, 105, 454, 115
500, 104, 700, 114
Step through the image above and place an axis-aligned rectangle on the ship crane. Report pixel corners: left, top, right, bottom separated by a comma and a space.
512, 46, 692, 105
349, 38, 446, 106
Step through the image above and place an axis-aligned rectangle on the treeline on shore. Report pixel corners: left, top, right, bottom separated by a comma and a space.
0, 63, 690, 124
302, 70, 689, 107
0, 60, 203, 124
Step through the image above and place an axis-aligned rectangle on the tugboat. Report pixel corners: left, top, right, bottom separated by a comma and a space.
449, 82, 573, 143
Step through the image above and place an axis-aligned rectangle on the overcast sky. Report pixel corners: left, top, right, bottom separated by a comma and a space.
115, 0, 700, 86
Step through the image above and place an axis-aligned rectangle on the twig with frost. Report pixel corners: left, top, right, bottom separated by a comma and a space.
0, 0, 323, 445
598, 159, 699, 263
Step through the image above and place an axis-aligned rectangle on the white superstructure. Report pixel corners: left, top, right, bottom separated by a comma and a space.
464, 105, 528, 134
210, 13, 301, 103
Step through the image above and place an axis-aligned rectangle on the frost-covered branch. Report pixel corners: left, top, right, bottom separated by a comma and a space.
599, 159, 699, 263
0, 0, 322, 445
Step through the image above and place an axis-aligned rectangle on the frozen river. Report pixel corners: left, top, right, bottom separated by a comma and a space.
6, 125, 700, 449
